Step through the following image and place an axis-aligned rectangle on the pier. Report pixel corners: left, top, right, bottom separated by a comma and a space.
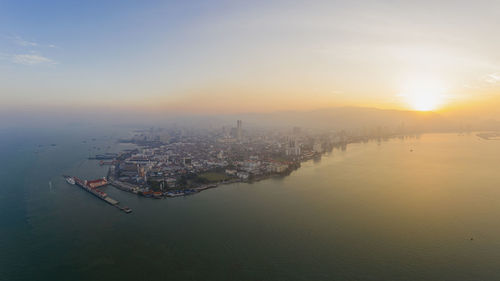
63, 175, 132, 214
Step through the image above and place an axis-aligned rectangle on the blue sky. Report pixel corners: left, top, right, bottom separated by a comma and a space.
0, 1, 210, 71
1, 1, 212, 105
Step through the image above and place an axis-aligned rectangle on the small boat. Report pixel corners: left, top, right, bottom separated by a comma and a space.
123, 207, 132, 213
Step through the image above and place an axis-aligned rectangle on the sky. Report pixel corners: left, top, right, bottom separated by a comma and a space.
0, 0, 499, 117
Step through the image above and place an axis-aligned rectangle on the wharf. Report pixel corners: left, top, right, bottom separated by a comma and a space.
63, 175, 132, 214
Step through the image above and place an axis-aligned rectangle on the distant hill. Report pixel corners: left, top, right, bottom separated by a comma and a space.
0, 106, 469, 133
221, 107, 456, 132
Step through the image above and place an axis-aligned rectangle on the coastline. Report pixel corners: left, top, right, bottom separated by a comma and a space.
101, 134, 416, 200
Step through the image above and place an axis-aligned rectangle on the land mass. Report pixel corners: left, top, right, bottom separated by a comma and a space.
85, 121, 424, 199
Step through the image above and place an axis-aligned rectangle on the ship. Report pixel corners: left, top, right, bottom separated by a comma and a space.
65, 176, 75, 185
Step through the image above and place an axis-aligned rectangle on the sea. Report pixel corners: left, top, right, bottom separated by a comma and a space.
2, 127, 500, 281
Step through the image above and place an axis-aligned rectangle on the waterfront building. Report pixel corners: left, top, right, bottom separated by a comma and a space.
313, 142, 323, 153
237, 171, 249, 180
225, 169, 237, 176
86, 178, 108, 188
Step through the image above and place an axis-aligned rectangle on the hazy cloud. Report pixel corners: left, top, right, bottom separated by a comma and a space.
0, 35, 59, 65
14, 36, 39, 47
7, 35, 58, 48
485, 73, 500, 84
12, 53, 56, 65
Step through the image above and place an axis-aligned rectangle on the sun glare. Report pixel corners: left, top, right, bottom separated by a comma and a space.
399, 77, 447, 111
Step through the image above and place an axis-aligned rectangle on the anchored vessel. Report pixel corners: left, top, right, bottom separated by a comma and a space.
65, 176, 75, 185
63, 175, 132, 214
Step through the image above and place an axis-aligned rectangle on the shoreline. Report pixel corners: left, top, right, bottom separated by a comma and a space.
106, 165, 299, 199
102, 134, 417, 200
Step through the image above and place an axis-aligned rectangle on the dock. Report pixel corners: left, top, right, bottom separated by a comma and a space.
63, 175, 132, 214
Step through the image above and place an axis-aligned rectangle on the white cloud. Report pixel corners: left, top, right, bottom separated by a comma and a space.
485, 73, 500, 84
12, 54, 56, 65
8, 35, 58, 48
14, 36, 38, 47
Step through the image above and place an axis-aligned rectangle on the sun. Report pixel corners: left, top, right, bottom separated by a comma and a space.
399, 76, 447, 111
407, 90, 441, 111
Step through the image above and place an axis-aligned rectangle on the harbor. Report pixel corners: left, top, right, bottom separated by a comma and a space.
63, 175, 132, 214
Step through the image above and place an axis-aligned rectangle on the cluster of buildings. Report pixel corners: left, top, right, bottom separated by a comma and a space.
105, 120, 406, 197
108, 121, 332, 195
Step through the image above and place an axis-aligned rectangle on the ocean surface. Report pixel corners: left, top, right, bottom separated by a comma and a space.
2, 128, 500, 281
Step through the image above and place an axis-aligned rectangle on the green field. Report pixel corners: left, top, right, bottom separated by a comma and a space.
198, 172, 231, 182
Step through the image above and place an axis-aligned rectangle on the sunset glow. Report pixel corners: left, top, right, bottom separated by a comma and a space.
399, 77, 447, 111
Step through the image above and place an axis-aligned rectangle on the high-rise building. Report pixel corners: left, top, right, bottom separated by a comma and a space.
236, 120, 243, 141
285, 137, 301, 156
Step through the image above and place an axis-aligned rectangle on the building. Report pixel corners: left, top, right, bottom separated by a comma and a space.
86, 178, 108, 188
313, 142, 323, 153
271, 164, 289, 173
285, 138, 301, 156
237, 171, 249, 180
236, 120, 242, 141
225, 169, 237, 176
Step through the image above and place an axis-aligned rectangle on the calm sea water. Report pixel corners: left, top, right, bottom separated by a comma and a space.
2, 128, 500, 281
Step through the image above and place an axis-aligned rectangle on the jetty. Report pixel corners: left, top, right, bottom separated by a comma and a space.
63, 175, 132, 214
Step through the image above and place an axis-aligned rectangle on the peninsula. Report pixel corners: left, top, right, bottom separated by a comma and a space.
84, 121, 411, 200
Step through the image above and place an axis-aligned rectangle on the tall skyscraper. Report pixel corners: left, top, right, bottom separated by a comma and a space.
236, 120, 243, 141
285, 137, 301, 156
